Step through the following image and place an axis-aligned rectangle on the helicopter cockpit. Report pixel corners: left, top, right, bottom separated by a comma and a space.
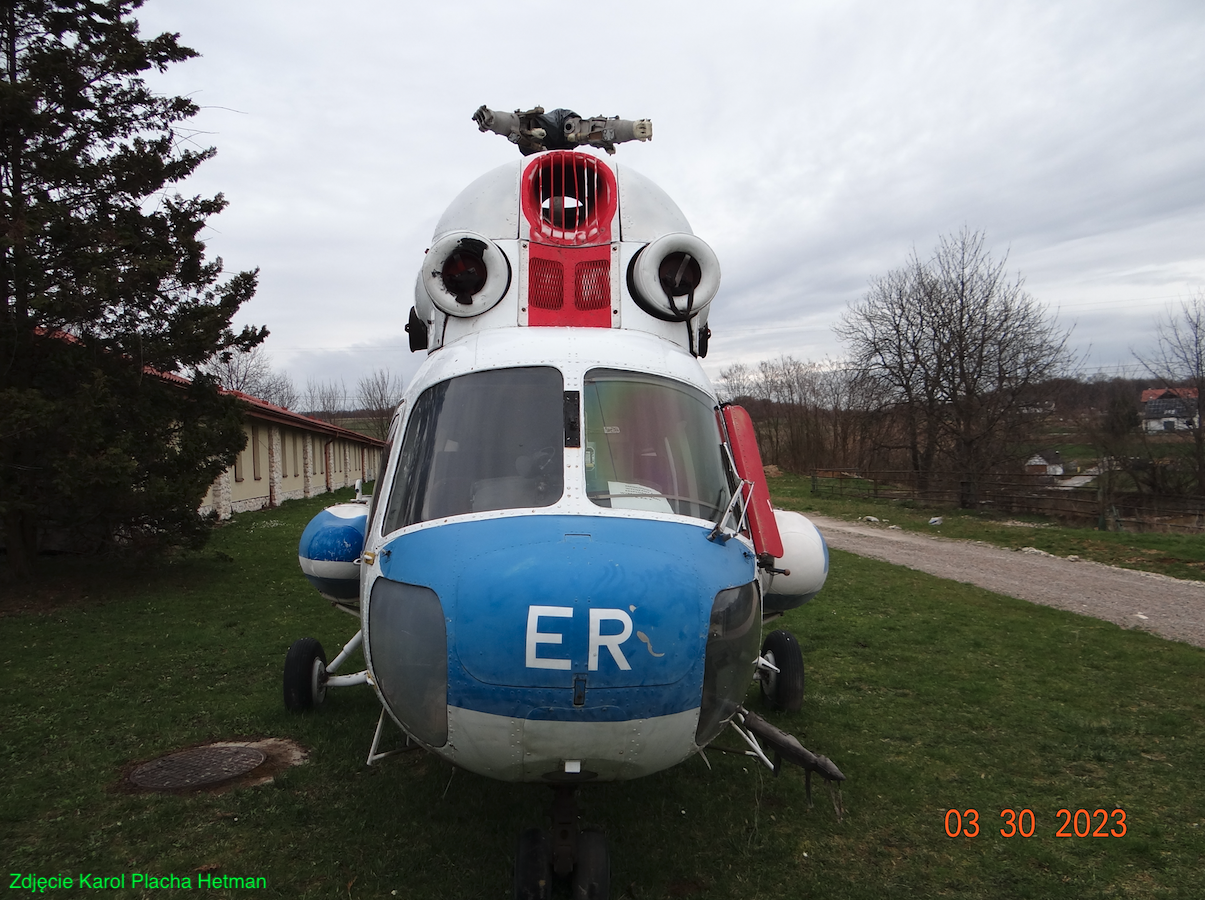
378, 359, 733, 536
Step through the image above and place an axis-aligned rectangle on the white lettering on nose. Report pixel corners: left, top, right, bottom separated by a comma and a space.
588, 609, 633, 671
526, 606, 573, 669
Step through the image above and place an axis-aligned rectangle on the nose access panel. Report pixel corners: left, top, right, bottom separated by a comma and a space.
455, 528, 696, 689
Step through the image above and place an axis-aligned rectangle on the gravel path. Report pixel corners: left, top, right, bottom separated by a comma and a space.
808, 515, 1205, 649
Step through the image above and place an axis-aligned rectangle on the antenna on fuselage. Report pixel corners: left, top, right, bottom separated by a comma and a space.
472, 105, 653, 156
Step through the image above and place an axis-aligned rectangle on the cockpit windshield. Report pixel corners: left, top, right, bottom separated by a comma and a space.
381, 367, 564, 532
583, 369, 730, 521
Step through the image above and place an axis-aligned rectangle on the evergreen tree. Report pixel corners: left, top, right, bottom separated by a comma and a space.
1, 0, 264, 577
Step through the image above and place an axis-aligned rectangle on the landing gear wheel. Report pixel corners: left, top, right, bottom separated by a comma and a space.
283, 638, 327, 711
571, 828, 610, 900
760, 629, 804, 712
514, 827, 552, 900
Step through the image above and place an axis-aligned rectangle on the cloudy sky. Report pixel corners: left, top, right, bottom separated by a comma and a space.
136, 0, 1205, 397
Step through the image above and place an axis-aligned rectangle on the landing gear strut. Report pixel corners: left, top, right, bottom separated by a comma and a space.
514, 787, 610, 900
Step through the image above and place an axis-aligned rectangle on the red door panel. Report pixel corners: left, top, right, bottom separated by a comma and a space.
721, 405, 783, 559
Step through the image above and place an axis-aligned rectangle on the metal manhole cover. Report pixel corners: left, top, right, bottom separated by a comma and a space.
130, 745, 266, 790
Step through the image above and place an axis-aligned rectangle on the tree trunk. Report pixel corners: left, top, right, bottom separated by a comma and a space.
3, 510, 36, 580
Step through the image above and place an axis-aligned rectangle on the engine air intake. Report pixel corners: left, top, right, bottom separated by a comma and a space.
522, 150, 617, 246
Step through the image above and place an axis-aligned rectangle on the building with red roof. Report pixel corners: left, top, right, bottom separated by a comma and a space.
199, 390, 386, 519
1141, 387, 1199, 434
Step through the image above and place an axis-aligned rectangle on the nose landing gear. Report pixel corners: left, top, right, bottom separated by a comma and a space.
570, 828, 609, 900
514, 787, 610, 900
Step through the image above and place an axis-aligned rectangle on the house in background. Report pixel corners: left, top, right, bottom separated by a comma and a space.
1141, 387, 1199, 433
200, 390, 386, 520
1025, 449, 1064, 477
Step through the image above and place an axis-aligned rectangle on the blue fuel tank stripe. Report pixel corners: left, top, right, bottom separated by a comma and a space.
302, 574, 360, 600
377, 515, 756, 721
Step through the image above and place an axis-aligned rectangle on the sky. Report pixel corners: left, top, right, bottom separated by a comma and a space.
135, 0, 1205, 399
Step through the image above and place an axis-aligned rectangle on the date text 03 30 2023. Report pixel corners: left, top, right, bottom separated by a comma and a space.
944, 808, 1128, 838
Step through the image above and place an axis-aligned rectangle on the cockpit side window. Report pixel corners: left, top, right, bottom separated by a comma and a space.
381, 367, 564, 532
366, 402, 404, 539
583, 369, 730, 521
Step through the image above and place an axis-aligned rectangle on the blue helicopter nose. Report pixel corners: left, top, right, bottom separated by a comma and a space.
371, 515, 755, 725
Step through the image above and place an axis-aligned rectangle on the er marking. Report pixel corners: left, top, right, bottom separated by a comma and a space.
525, 605, 634, 671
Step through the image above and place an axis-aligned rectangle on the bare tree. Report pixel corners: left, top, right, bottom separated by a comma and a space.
203, 345, 273, 394
837, 228, 1072, 506
259, 370, 299, 410
717, 362, 755, 403
718, 356, 877, 473
1136, 291, 1205, 492
835, 254, 948, 487
357, 368, 406, 441
814, 363, 885, 470
201, 346, 298, 409
304, 377, 347, 423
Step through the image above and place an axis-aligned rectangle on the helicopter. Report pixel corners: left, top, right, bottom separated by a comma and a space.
288, 106, 844, 900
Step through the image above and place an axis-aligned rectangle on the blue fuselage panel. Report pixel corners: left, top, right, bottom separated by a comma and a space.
377, 515, 756, 721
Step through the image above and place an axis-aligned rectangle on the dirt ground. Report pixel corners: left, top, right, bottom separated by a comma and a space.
808, 515, 1205, 649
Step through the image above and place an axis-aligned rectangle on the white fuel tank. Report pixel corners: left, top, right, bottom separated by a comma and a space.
760, 510, 829, 612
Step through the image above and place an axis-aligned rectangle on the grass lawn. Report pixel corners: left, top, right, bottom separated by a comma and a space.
771, 473, 1205, 582
3, 493, 1204, 898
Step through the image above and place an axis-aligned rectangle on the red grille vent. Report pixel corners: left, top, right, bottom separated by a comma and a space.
574, 260, 610, 310
521, 151, 617, 245
528, 258, 564, 310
